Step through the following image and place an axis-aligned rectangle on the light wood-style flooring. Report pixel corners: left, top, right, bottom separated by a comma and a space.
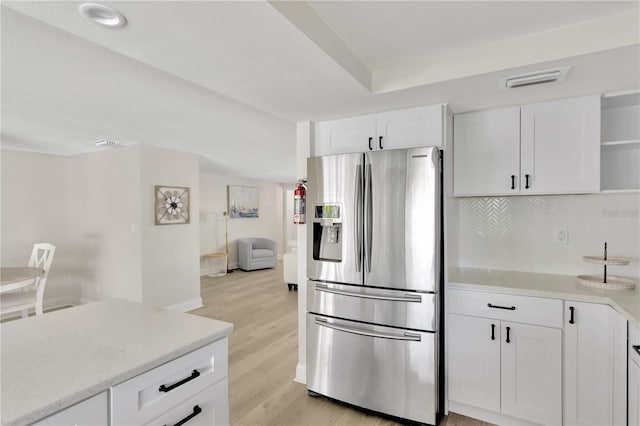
191, 261, 492, 426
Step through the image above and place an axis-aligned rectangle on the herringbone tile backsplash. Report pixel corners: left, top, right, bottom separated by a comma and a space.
448, 193, 640, 279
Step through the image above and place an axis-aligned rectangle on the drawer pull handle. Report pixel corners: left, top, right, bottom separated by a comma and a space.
159, 370, 200, 393
165, 405, 202, 426
569, 306, 575, 324
491, 323, 496, 341
633, 345, 640, 356
487, 303, 516, 311
506, 326, 511, 343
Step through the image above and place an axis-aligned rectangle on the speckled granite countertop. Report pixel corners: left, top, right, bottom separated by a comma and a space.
0, 299, 233, 426
448, 267, 640, 328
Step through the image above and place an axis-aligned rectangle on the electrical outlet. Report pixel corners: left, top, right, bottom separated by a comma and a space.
554, 227, 568, 244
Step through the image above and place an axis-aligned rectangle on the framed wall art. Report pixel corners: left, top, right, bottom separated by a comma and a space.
228, 185, 259, 218
155, 186, 190, 225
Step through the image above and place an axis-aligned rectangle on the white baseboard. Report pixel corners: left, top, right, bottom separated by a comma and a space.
165, 297, 203, 312
0, 296, 75, 321
448, 401, 538, 426
294, 362, 306, 384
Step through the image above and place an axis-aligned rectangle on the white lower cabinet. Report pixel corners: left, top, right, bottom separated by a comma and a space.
448, 314, 500, 412
629, 322, 640, 426
448, 289, 563, 425
631, 359, 640, 426
500, 321, 562, 425
33, 392, 108, 426
564, 301, 626, 426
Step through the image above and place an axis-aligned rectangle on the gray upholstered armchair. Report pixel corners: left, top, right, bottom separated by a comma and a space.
237, 237, 277, 271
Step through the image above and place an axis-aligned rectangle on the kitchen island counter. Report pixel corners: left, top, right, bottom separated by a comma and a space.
0, 299, 233, 426
449, 267, 640, 327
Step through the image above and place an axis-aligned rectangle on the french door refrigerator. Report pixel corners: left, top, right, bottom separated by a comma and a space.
306, 146, 442, 425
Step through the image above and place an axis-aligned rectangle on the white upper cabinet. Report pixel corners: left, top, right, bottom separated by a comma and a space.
453, 95, 601, 196
453, 106, 521, 196
314, 104, 449, 156
520, 95, 600, 194
314, 115, 376, 156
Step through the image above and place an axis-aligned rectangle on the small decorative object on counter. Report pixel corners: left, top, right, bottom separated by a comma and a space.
578, 242, 636, 289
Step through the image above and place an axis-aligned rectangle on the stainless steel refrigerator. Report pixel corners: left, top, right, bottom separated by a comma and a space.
306, 146, 442, 425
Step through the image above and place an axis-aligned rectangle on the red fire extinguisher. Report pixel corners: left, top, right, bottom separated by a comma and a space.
293, 182, 306, 224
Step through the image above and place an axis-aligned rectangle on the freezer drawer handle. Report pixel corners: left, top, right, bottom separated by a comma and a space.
487, 303, 516, 311
315, 318, 421, 341
633, 345, 640, 356
158, 370, 200, 393
165, 405, 202, 426
315, 283, 422, 302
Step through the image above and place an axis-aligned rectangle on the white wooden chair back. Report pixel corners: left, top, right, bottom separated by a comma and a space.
28, 243, 56, 315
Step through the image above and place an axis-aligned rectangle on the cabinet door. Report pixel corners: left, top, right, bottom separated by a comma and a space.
314, 115, 376, 156
453, 106, 521, 196
520, 95, 600, 194
376, 105, 444, 150
564, 302, 627, 426
630, 359, 640, 426
447, 314, 500, 412
501, 322, 562, 426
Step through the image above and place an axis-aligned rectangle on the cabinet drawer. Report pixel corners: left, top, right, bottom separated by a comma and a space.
631, 322, 640, 367
448, 289, 563, 328
145, 379, 229, 426
111, 338, 228, 425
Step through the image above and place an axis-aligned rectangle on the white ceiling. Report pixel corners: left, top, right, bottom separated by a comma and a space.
1, 1, 639, 182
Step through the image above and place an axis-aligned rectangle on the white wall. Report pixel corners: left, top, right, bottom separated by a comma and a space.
448, 193, 640, 279
1, 150, 71, 307
199, 171, 284, 273
67, 146, 143, 304
2, 145, 203, 312
140, 145, 201, 310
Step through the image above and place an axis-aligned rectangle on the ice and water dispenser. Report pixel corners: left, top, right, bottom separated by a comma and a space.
312, 204, 342, 262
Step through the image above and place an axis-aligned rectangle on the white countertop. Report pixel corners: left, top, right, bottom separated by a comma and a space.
0, 299, 233, 426
448, 267, 640, 328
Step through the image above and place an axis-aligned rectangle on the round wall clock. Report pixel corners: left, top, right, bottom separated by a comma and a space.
155, 185, 190, 225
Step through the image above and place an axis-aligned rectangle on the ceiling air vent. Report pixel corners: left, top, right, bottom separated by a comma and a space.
94, 139, 120, 147
499, 67, 571, 90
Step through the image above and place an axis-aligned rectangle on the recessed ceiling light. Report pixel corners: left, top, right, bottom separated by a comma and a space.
79, 3, 127, 28
499, 66, 571, 90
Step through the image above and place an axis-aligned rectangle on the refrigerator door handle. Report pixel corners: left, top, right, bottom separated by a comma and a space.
365, 163, 373, 273
315, 283, 422, 302
314, 318, 422, 342
355, 164, 363, 272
